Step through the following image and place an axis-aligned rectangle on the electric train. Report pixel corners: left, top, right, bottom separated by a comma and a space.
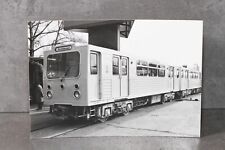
43, 44, 201, 122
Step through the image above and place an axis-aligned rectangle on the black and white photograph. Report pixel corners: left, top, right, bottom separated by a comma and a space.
3, 1, 225, 150
29, 20, 203, 138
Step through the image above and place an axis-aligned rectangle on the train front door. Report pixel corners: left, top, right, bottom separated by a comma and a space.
112, 56, 129, 98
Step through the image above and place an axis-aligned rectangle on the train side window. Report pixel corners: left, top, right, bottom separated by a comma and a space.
181, 70, 184, 78
171, 68, 174, 77
137, 66, 147, 76
143, 67, 148, 76
113, 57, 119, 75
90, 53, 98, 74
186, 71, 187, 78
122, 58, 127, 75
158, 65, 165, 77
149, 68, 157, 77
168, 68, 172, 78
167, 68, 170, 77
177, 69, 179, 78
137, 66, 143, 76
158, 69, 165, 77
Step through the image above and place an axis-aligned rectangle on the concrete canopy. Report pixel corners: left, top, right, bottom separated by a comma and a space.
64, 20, 134, 38
64, 20, 134, 50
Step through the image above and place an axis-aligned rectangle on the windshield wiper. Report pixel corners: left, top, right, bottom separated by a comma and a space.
61, 66, 71, 81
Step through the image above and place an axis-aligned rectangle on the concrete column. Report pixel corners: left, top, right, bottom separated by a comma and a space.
89, 24, 120, 51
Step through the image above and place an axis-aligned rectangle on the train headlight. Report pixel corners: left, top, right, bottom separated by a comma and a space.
74, 91, 80, 99
47, 91, 53, 99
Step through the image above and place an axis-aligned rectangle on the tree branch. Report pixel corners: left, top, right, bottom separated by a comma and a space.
34, 43, 53, 51
34, 21, 53, 38
33, 21, 41, 37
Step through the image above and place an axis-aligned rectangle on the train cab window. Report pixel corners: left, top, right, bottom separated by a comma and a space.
113, 57, 119, 75
47, 52, 80, 79
122, 58, 128, 75
90, 53, 98, 74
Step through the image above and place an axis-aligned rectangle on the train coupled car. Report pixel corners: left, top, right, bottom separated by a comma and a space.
43, 44, 201, 122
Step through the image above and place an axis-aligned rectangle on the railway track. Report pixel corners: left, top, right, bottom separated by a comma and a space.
31, 118, 94, 138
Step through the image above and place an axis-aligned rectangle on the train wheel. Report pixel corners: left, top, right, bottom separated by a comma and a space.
98, 116, 109, 123
122, 107, 129, 116
122, 103, 132, 116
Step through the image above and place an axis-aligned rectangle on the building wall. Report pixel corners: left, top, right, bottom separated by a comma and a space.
0, 0, 225, 150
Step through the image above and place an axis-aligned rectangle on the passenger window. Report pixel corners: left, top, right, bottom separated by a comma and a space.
158, 69, 165, 77
149, 68, 157, 77
137, 66, 148, 76
113, 57, 119, 75
90, 53, 97, 74
122, 58, 127, 75
137, 66, 143, 76
143, 67, 148, 76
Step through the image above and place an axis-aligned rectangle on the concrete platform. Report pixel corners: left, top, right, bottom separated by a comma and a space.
58, 95, 201, 137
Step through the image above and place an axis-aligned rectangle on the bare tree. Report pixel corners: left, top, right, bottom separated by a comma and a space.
28, 21, 63, 56
28, 20, 87, 57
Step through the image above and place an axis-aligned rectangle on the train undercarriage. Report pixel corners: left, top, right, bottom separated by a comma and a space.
49, 88, 201, 122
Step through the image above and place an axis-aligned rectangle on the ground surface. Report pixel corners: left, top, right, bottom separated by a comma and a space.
31, 94, 201, 138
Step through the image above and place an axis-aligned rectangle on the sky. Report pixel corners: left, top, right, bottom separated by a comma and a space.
120, 20, 203, 70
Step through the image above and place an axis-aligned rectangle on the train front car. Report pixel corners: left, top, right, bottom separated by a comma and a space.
43, 44, 89, 119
